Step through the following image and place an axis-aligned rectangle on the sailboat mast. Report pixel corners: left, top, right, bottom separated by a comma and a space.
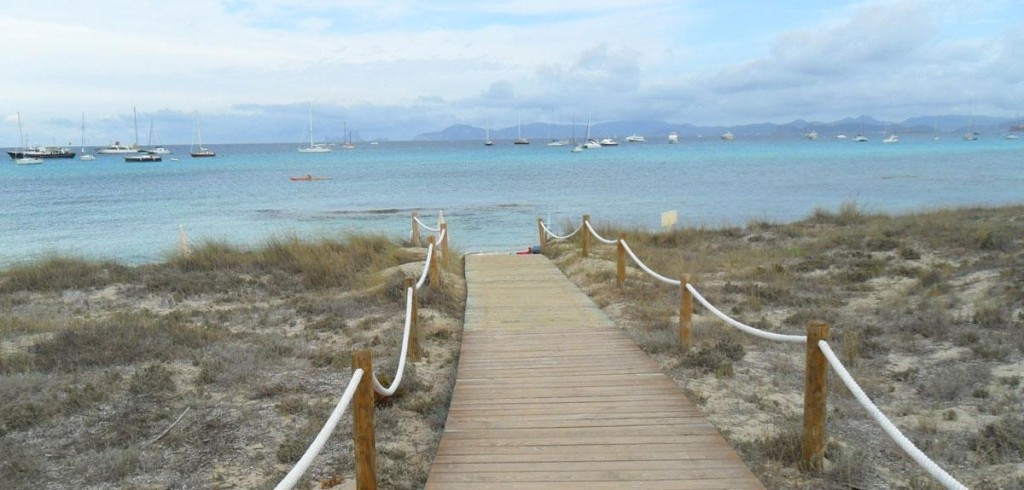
133, 107, 139, 149
309, 103, 315, 146
17, 112, 25, 149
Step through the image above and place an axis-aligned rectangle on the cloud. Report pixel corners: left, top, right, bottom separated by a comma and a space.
1, 0, 1022, 144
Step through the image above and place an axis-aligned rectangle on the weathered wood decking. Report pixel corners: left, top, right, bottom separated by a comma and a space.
425, 254, 764, 489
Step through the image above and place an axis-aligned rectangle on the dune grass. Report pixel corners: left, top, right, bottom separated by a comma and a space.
0, 233, 464, 490
546, 203, 1023, 489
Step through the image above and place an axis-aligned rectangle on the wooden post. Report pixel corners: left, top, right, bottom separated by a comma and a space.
440, 223, 450, 269
352, 350, 377, 490
411, 212, 420, 246
428, 236, 440, 287
537, 218, 547, 254
616, 233, 626, 288
404, 277, 421, 362
582, 214, 590, 257
679, 274, 692, 353
802, 321, 830, 471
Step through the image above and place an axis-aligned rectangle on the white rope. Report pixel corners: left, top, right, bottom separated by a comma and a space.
415, 242, 433, 290
619, 240, 682, 286
686, 283, 807, 343
818, 341, 968, 490
414, 215, 440, 232
274, 369, 363, 490
371, 287, 414, 396
585, 221, 618, 245
540, 220, 584, 241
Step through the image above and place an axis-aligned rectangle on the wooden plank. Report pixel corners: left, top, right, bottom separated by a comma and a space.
425, 255, 764, 488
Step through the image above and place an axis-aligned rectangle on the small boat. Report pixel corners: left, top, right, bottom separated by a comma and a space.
290, 175, 329, 181
96, 142, 139, 154
835, 133, 848, 140
598, 137, 619, 146
571, 144, 583, 153
883, 134, 900, 144
98, 107, 142, 154
79, 113, 96, 161
962, 131, 979, 141
854, 134, 869, 142
546, 139, 569, 146
720, 131, 734, 141
144, 119, 172, 155
1006, 134, 1020, 140
298, 103, 333, 153
125, 153, 161, 162
513, 112, 529, 144
625, 134, 645, 142
804, 130, 819, 140
14, 157, 43, 165
190, 110, 216, 158
581, 117, 600, 148
668, 131, 679, 144
340, 122, 356, 149
484, 121, 493, 146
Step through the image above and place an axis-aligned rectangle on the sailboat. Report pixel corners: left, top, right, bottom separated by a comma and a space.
570, 116, 582, 152
484, 120, 493, 146
11, 112, 43, 165
145, 120, 171, 154
190, 110, 216, 158
341, 122, 355, 149
79, 113, 96, 161
514, 112, 529, 144
298, 103, 332, 153
582, 116, 601, 148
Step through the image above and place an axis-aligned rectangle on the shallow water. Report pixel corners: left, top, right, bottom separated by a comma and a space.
2, 135, 1021, 265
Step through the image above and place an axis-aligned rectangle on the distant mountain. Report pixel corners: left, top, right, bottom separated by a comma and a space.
415, 114, 1020, 141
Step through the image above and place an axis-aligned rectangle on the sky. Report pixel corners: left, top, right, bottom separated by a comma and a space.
2, 0, 1023, 145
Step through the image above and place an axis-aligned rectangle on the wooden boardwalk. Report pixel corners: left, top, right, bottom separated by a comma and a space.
425, 254, 764, 489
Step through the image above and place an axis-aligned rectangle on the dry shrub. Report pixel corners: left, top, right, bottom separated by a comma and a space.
0, 255, 131, 292
0, 442, 43, 487
194, 342, 261, 387
970, 414, 1024, 463
29, 312, 227, 372
681, 338, 745, 376
916, 364, 991, 401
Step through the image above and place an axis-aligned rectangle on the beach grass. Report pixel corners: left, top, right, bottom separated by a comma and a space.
546, 203, 1024, 489
0, 233, 463, 489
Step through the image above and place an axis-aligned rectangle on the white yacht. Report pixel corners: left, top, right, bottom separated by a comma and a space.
625, 134, 645, 142
720, 131, 734, 141
598, 137, 619, 146
667, 132, 679, 144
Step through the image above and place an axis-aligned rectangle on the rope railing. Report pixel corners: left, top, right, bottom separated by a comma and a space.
413, 214, 441, 232
686, 284, 808, 343
275, 211, 450, 489
370, 288, 415, 396
585, 220, 619, 244
548, 213, 967, 489
539, 220, 584, 241
416, 242, 434, 290
619, 240, 682, 286
274, 369, 364, 490
818, 341, 968, 490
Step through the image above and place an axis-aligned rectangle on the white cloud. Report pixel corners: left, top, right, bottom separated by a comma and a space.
1, 0, 1022, 144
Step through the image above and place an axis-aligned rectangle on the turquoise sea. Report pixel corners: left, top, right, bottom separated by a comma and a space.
2, 135, 1021, 266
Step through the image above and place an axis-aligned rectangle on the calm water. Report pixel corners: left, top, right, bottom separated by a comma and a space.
2, 135, 1021, 266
